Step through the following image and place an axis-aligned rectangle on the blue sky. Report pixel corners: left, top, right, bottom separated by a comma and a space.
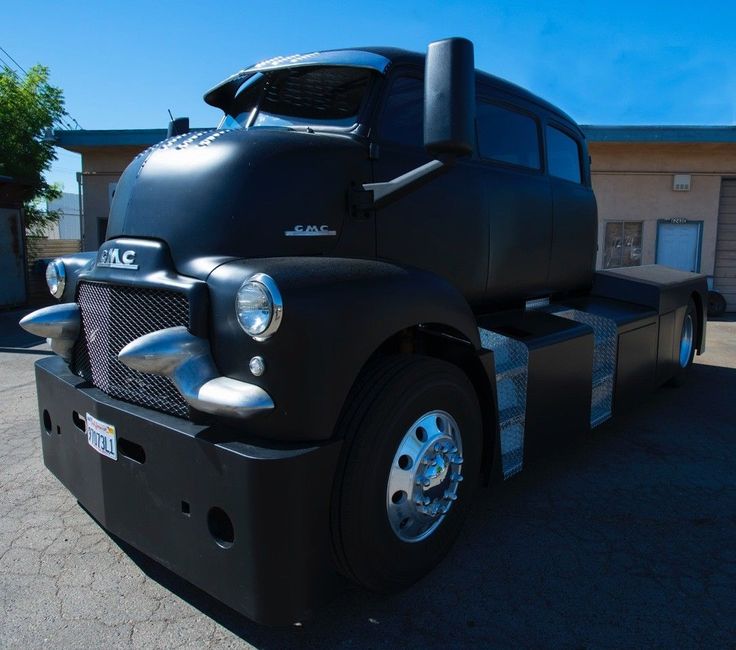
3, 0, 735, 193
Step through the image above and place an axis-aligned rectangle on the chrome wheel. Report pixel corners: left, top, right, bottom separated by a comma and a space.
386, 410, 463, 543
679, 313, 694, 368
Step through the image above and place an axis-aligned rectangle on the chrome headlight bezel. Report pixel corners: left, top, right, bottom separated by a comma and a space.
235, 273, 283, 340
45, 258, 66, 299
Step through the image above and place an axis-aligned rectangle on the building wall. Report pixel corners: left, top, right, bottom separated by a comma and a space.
590, 142, 736, 275
46, 192, 82, 239
80, 147, 146, 250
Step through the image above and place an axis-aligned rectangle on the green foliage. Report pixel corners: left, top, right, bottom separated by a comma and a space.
0, 64, 66, 236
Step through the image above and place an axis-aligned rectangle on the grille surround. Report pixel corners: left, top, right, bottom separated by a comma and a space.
72, 281, 191, 418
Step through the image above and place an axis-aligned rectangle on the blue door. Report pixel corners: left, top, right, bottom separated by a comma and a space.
656, 221, 702, 272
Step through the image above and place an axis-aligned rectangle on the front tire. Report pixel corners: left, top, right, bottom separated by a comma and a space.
332, 355, 482, 593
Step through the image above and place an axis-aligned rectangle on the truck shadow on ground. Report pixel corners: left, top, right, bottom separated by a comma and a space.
112, 360, 736, 648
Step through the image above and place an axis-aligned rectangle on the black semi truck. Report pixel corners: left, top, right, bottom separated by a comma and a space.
22, 38, 707, 625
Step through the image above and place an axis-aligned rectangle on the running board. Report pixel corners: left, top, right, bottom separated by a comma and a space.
478, 309, 594, 480
479, 297, 667, 480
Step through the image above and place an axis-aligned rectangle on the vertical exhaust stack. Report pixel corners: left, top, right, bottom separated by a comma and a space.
167, 117, 189, 138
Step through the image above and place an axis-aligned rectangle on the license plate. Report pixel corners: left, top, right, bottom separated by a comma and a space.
86, 413, 118, 460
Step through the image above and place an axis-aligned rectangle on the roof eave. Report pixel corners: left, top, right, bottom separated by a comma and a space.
582, 125, 736, 144
54, 129, 169, 152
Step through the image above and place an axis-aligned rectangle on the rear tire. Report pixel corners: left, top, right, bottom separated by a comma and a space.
332, 355, 482, 593
667, 298, 697, 387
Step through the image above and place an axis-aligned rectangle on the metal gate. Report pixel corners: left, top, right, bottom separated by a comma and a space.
0, 207, 27, 307
714, 179, 736, 311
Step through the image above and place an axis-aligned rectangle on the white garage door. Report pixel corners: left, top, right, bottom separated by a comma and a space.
714, 179, 736, 312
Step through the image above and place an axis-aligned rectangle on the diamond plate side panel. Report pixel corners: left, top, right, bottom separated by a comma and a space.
552, 309, 618, 427
479, 328, 529, 479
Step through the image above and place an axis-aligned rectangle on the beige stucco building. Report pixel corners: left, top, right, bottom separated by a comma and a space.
56, 125, 736, 310
586, 126, 736, 311
56, 130, 154, 250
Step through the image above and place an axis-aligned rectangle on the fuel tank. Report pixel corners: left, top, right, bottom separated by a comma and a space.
107, 128, 372, 277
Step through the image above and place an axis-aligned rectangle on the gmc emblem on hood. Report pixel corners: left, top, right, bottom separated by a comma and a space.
284, 225, 337, 237
98, 248, 139, 270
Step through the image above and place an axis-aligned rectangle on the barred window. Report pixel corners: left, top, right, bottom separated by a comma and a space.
604, 221, 643, 269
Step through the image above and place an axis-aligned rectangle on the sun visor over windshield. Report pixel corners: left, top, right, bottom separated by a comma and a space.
203, 49, 391, 108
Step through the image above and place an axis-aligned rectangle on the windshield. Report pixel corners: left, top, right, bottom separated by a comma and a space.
217, 66, 374, 130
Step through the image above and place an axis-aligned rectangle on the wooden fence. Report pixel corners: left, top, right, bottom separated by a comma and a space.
26, 238, 82, 306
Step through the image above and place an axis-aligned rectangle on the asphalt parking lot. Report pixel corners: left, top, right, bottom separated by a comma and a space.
1, 312, 734, 648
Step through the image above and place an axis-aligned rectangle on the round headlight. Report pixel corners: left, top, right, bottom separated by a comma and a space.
235, 273, 283, 340
45, 259, 66, 299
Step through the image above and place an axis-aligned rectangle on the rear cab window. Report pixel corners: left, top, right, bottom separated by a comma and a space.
546, 125, 582, 183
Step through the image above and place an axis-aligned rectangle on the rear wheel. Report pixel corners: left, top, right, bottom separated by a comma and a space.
332, 355, 482, 593
668, 298, 697, 386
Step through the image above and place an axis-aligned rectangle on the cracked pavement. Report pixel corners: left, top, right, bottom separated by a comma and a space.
1, 319, 734, 648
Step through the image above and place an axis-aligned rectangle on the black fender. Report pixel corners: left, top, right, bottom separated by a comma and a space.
206, 257, 482, 442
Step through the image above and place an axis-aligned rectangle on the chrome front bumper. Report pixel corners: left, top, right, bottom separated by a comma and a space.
20, 304, 273, 419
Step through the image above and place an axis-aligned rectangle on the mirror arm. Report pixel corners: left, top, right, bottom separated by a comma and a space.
362, 157, 455, 209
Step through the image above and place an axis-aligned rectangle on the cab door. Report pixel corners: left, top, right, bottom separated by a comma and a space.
476, 97, 553, 302
372, 71, 489, 305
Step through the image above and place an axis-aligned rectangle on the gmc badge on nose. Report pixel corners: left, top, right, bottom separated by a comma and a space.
98, 248, 139, 270
284, 225, 337, 237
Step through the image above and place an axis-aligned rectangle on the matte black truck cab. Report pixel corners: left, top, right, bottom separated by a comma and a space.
22, 38, 707, 625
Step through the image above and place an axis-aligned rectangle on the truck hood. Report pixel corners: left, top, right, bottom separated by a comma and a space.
107, 128, 368, 278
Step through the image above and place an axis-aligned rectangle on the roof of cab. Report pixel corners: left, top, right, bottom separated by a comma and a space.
357, 46, 581, 134
204, 45, 581, 135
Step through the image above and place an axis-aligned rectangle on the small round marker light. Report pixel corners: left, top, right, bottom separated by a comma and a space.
249, 356, 266, 377
45, 258, 66, 299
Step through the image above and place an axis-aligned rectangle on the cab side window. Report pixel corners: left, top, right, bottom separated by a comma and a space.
546, 126, 582, 183
476, 102, 540, 169
379, 76, 424, 148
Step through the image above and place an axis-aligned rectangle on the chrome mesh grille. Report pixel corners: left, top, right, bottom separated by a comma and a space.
72, 282, 190, 418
